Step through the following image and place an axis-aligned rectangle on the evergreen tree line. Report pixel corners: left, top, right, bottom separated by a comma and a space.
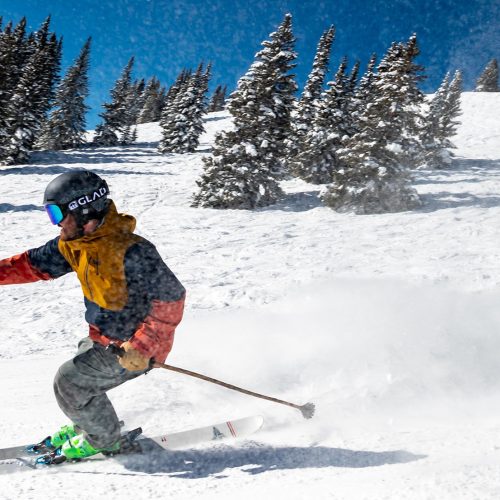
0, 16, 62, 164
0, 15, 227, 163
93, 59, 219, 153
193, 14, 472, 214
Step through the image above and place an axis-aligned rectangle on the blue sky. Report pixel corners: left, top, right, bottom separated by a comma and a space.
1, 0, 498, 128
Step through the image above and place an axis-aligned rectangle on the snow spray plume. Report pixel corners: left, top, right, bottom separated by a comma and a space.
106, 343, 315, 418
153, 360, 316, 419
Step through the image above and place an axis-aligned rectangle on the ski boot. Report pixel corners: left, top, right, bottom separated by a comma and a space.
35, 433, 121, 465
62, 434, 121, 460
34, 427, 142, 466
26, 423, 80, 455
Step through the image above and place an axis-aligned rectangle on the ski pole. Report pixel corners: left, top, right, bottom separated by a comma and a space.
106, 344, 315, 419
153, 360, 316, 419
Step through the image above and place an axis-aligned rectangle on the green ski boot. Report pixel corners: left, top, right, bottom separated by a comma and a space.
27, 423, 80, 454
61, 433, 120, 460
50, 423, 80, 448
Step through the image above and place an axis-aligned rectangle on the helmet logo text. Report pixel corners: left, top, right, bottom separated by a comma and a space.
68, 187, 108, 210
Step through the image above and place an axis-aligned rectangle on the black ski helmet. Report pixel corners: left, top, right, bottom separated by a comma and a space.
43, 169, 110, 225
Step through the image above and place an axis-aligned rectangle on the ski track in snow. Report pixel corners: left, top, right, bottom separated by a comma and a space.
0, 96, 500, 498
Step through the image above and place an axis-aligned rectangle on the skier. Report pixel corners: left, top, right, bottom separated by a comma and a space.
0, 169, 186, 460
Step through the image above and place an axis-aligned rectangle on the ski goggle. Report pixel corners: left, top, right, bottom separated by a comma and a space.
44, 204, 66, 225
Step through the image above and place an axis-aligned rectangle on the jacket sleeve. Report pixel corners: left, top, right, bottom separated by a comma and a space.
0, 237, 72, 285
124, 241, 186, 363
0, 252, 53, 284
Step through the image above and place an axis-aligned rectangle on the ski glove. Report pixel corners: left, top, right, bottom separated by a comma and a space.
118, 341, 151, 371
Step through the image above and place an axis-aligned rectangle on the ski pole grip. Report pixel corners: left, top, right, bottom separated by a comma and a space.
106, 343, 125, 357
107, 343, 155, 370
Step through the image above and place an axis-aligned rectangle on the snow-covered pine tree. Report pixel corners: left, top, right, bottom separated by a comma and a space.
349, 53, 377, 128
422, 69, 463, 169
198, 62, 212, 112
291, 57, 354, 184
36, 37, 91, 150
347, 60, 360, 94
192, 14, 297, 209
157, 70, 190, 147
93, 56, 135, 146
2, 47, 51, 164
120, 78, 145, 144
399, 34, 426, 168
157, 85, 167, 117
0, 19, 30, 160
321, 39, 422, 214
0, 24, 14, 152
158, 62, 210, 153
137, 76, 162, 123
1, 17, 62, 164
421, 72, 450, 168
437, 70, 463, 163
207, 84, 227, 112
163, 69, 191, 110
287, 25, 335, 162
130, 78, 146, 121
11, 17, 31, 81
475, 59, 499, 92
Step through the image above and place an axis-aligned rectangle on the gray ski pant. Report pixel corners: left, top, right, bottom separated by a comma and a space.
53, 337, 148, 449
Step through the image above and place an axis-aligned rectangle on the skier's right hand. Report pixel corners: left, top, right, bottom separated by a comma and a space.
118, 341, 150, 371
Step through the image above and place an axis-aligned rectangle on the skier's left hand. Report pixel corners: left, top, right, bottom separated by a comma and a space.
118, 341, 150, 371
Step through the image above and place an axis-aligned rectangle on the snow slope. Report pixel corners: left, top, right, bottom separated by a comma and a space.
0, 92, 500, 499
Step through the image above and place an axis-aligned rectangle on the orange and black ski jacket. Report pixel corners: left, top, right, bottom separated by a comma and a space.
0, 202, 185, 362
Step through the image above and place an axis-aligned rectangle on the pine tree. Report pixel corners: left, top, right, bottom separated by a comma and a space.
198, 62, 212, 112
321, 39, 423, 214
287, 26, 335, 161
475, 59, 499, 92
207, 84, 227, 112
11, 17, 31, 78
421, 72, 449, 168
422, 69, 462, 168
1, 17, 62, 164
93, 57, 136, 146
138, 76, 162, 123
2, 46, 51, 163
0, 19, 29, 158
163, 69, 191, 109
399, 34, 426, 167
158, 63, 210, 153
349, 53, 377, 128
441, 70, 463, 143
120, 78, 144, 144
192, 13, 297, 209
36, 37, 91, 150
291, 57, 352, 183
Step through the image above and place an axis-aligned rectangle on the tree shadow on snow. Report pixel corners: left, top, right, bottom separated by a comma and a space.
261, 191, 323, 213
114, 440, 425, 479
0, 164, 174, 177
0, 144, 173, 170
0, 203, 43, 213
415, 158, 500, 211
418, 191, 500, 211
415, 159, 500, 187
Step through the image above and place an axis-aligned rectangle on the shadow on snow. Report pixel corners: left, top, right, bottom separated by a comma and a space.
416, 158, 500, 211
78, 441, 426, 478
0, 203, 43, 213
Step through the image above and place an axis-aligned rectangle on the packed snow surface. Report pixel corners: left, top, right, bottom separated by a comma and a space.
1, 93, 500, 498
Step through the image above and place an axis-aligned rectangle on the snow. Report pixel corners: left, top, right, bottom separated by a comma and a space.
1, 93, 500, 498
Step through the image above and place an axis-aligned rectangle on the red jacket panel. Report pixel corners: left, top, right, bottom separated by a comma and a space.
0, 252, 52, 285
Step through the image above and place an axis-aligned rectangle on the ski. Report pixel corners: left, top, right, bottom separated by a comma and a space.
0, 415, 263, 473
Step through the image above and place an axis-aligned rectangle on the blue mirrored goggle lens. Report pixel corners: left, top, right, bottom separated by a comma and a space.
45, 204, 64, 225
